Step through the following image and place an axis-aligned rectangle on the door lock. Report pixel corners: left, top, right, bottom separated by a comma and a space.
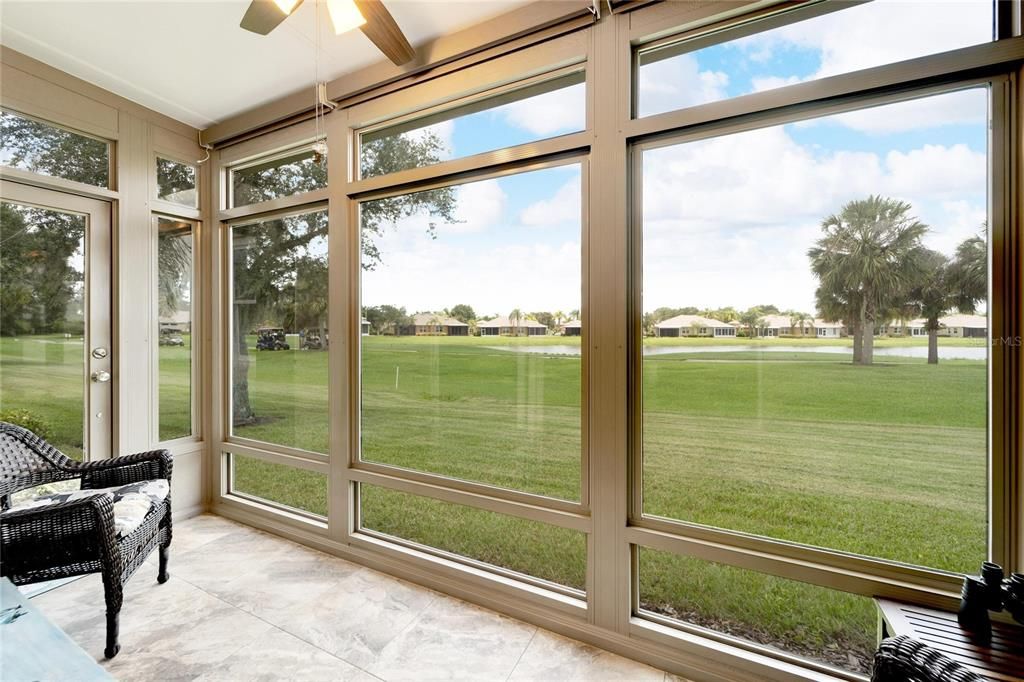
91, 347, 108, 359
91, 370, 111, 383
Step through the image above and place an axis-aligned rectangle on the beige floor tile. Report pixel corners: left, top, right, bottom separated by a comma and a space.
265, 568, 439, 670
509, 629, 665, 682
365, 594, 536, 681
206, 544, 362, 617
194, 626, 379, 682
30, 515, 671, 682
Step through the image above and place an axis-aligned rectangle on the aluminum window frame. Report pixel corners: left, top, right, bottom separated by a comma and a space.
153, 153, 200, 210
205, 2, 1024, 678
152, 212, 201, 446
0, 106, 115, 191
624, 27, 1020, 682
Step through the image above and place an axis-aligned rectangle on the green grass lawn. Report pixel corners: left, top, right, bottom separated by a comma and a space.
0, 332, 988, 674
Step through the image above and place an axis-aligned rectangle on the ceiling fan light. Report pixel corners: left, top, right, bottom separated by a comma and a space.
326, 0, 366, 34
273, 0, 302, 15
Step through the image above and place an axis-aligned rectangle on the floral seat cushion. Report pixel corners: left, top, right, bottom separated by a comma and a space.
11, 479, 169, 538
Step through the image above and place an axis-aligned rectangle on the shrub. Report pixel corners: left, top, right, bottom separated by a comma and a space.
0, 409, 53, 441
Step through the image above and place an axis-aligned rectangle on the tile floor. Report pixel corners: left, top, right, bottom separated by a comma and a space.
33, 514, 677, 681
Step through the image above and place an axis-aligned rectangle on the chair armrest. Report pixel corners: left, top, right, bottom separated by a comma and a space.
0, 493, 122, 579
76, 449, 172, 490
872, 635, 983, 682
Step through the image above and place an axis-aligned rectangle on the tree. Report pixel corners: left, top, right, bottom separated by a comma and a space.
788, 311, 812, 337
157, 223, 192, 319
808, 196, 928, 365
948, 230, 987, 313
448, 304, 476, 325
740, 306, 766, 339
815, 286, 863, 362
359, 133, 459, 271
224, 132, 458, 422
1, 202, 85, 337
531, 311, 555, 331
363, 304, 411, 335
509, 308, 522, 336
906, 249, 953, 365
0, 111, 109, 186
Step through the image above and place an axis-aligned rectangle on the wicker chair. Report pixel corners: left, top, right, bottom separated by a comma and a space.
0, 422, 172, 658
872, 636, 983, 682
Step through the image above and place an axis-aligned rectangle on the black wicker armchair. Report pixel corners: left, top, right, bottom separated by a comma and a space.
872, 636, 984, 682
0, 422, 173, 658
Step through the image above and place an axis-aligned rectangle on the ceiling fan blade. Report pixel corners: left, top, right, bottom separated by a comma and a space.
354, 0, 415, 66
240, 0, 304, 35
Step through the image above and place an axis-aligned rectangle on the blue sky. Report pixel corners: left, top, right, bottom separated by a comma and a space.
362, 0, 992, 317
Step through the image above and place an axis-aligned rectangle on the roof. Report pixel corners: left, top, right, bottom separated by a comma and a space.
908, 314, 987, 329
939, 313, 987, 328
760, 314, 814, 328
477, 316, 547, 328
654, 315, 733, 329
812, 319, 844, 329
563, 319, 581, 329
409, 313, 468, 327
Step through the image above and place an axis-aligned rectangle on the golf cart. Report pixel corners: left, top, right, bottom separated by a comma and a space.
159, 329, 185, 346
301, 332, 326, 350
256, 327, 290, 351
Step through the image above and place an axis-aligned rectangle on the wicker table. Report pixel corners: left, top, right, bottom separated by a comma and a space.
876, 598, 1024, 681
0, 577, 112, 682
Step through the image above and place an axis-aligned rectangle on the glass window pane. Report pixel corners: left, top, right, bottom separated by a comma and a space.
637, 1, 994, 118
359, 164, 582, 500
156, 157, 198, 207
0, 110, 110, 187
361, 484, 586, 590
360, 72, 585, 180
640, 88, 989, 574
0, 201, 87, 459
230, 209, 328, 453
157, 217, 194, 441
231, 147, 326, 208
638, 548, 876, 675
230, 452, 326, 517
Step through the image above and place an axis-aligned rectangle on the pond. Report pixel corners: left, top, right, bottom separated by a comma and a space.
485, 344, 988, 360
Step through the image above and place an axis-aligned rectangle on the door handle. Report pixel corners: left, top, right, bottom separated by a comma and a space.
91, 370, 111, 383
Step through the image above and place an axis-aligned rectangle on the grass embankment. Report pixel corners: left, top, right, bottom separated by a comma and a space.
1, 333, 987, 673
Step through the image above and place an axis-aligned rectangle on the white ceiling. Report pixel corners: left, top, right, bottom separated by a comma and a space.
0, 0, 530, 129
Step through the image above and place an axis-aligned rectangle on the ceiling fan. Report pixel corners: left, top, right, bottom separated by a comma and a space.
240, 0, 416, 66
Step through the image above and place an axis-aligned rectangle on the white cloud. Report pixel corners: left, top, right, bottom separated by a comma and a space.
823, 88, 988, 135
403, 119, 456, 160
641, 117, 987, 312
740, 1, 990, 133
519, 176, 581, 227
499, 82, 586, 136
638, 52, 729, 118
885, 143, 986, 198
361, 170, 581, 313
384, 178, 505, 238
741, 0, 989, 78
451, 179, 506, 233
363, 230, 581, 314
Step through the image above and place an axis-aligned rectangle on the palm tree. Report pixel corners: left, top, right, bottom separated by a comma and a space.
808, 195, 928, 365
739, 307, 764, 339
789, 311, 811, 337
815, 287, 862, 362
948, 230, 987, 313
509, 308, 522, 337
906, 248, 953, 364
